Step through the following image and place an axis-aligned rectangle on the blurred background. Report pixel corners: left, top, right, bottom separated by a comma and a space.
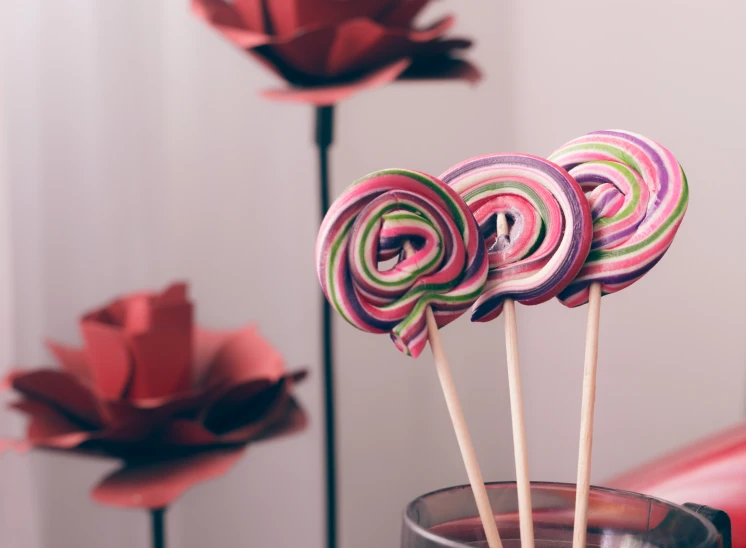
1, 1, 745, 547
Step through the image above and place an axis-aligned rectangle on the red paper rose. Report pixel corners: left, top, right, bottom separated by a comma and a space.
2, 283, 306, 509
191, 0, 480, 105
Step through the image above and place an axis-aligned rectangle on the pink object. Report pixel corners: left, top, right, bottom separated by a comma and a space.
440, 153, 593, 322
1, 282, 307, 508
608, 424, 746, 547
315, 169, 488, 358
548, 130, 689, 308
92, 449, 246, 509
191, 0, 480, 105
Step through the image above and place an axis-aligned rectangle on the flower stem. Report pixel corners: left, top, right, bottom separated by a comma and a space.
151, 508, 166, 548
315, 104, 337, 548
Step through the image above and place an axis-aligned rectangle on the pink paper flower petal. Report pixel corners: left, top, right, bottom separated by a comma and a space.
199, 325, 286, 389
161, 419, 221, 446
126, 327, 192, 400
45, 339, 91, 381
379, 0, 429, 27
86, 291, 150, 327
192, 0, 245, 27
0, 370, 21, 390
231, 0, 267, 34
289, 369, 308, 385
115, 389, 207, 413
214, 397, 307, 446
325, 18, 389, 76
155, 283, 188, 306
266, 16, 451, 80
253, 397, 307, 442
120, 295, 152, 333
267, 25, 337, 77
192, 0, 272, 48
10, 370, 107, 426
193, 327, 234, 385
401, 56, 481, 84
148, 301, 193, 337
202, 379, 281, 435
322, 16, 454, 77
261, 58, 409, 106
265, 0, 393, 37
102, 391, 211, 439
0, 438, 31, 454
115, 284, 191, 335
80, 321, 132, 399
11, 400, 93, 449
408, 16, 454, 42
206, 377, 307, 442
92, 448, 246, 508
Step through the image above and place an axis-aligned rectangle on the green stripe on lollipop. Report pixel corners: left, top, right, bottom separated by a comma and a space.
590, 162, 644, 229
552, 143, 642, 175
356, 206, 444, 289
585, 167, 688, 263
358, 168, 469, 236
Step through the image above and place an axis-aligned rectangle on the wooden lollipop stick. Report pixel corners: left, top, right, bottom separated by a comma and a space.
404, 241, 503, 548
497, 213, 535, 548
425, 308, 503, 548
572, 282, 603, 548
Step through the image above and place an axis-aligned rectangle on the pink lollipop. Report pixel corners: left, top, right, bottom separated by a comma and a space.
548, 130, 689, 548
315, 168, 503, 548
316, 168, 488, 358
549, 130, 689, 306
442, 153, 593, 548
442, 153, 592, 320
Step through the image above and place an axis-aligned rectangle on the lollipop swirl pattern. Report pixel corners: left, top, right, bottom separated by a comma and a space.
441, 154, 592, 322
549, 130, 689, 307
316, 169, 488, 358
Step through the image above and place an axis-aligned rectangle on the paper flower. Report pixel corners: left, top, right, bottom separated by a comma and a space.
609, 424, 746, 547
2, 282, 306, 509
191, 0, 481, 105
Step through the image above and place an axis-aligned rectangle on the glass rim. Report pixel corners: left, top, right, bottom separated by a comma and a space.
402, 481, 721, 548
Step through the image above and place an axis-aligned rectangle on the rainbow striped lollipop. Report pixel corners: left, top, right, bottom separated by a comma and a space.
316, 169, 503, 546
549, 130, 689, 307
315, 169, 488, 358
441, 153, 593, 547
441, 154, 593, 322
548, 130, 688, 548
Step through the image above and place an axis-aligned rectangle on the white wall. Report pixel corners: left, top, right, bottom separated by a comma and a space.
1, 2, 745, 548
0, 31, 42, 548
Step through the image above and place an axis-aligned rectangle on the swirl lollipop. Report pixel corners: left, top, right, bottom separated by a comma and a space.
442, 153, 592, 320
547, 130, 689, 548
316, 169, 502, 548
549, 130, 689, 306
442, 154, 593, 548
316, 169, 488, 358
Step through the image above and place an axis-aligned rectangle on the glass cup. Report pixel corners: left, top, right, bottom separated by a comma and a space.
401, 482, 730, 548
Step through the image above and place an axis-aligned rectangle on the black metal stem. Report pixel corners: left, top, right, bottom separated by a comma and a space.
315, 105, 337, 548
151, 508, 166, 548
